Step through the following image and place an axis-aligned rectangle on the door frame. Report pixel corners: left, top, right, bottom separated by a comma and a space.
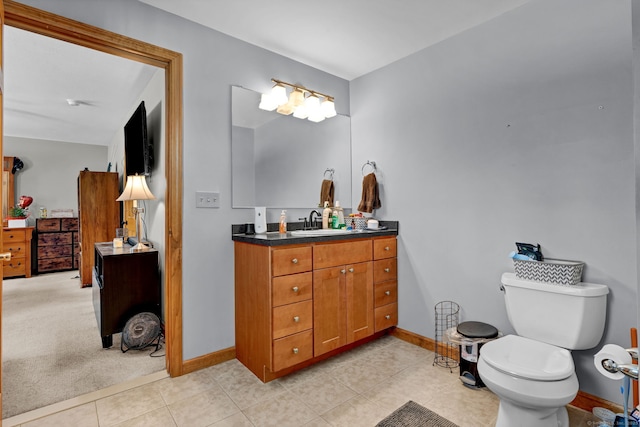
3, 0, 184, 377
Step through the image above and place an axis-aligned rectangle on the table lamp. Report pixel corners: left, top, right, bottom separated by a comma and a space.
116, 174, 156, 252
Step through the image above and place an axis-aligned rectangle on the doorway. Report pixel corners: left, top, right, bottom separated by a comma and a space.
2, 0, 184, 415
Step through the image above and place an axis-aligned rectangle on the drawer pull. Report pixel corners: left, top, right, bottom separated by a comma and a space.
292, 258, 298, 264
385, 315, 391, 320
341, 269, 346, 274
384, 268, 390, 273
348, 268, 354, 273
292, 347, 299, 354
385, 290, 391, 296
292, 286, 299, 293
385, 246, 390, 251
293, 316, 300, 323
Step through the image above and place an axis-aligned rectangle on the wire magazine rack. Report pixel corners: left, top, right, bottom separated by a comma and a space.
433, 301, 460, 372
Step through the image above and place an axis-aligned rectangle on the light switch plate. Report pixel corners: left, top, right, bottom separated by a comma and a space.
196, 191, 220, 208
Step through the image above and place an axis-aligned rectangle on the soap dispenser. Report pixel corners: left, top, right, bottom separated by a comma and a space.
279, 210, 287, 234
322, 201, 331, 229
335, 201, 345, 229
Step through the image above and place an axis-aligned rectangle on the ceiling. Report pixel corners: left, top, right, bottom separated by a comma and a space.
4, 0, 531, 146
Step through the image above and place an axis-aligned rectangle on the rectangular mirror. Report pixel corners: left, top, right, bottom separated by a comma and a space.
231, 86, 351, 208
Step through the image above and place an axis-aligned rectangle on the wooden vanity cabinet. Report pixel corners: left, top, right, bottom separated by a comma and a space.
234, 235, 397, 382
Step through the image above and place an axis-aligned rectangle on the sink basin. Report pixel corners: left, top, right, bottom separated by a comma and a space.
290, 229, 352, 237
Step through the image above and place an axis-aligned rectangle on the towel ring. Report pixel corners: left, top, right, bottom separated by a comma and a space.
324, 168, 334, 180
362, 161, 377, 176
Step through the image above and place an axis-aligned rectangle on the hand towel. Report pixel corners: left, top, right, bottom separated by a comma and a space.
320, 179, 334, 206
357, 173, 381, 213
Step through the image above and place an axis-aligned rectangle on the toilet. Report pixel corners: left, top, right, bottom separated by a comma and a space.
477, 272, 609, 427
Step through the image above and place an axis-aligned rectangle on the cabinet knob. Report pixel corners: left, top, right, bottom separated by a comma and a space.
292, 258, 298, 264
384, 246, 390, 251
385, 315, 391, 320
292, 347, 299, 354
348, 268, 354, 273
385, 290, 391, 296
292, 286, 299, 293
293, 316, 300, 323
341, 269, 346, 274
384, 268, 390, 273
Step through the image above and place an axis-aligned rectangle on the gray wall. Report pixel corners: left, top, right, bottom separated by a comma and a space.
15, 0, 637, 404
351, 0, 634, 402
4, 136, 107, 221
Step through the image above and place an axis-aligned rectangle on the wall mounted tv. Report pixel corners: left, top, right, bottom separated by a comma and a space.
124, 101, 152, 177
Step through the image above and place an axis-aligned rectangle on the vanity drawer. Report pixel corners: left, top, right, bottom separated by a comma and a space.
3, 229, 26, 243
272, 300, 313, 339
375, 281, 398, 307
375, 302, 398, 332
373, 237, 397, 260
272, 329, 313, 372
373, 258, 397, 283
272, 272, 312, 307
313, 239, 372, 269
272, 246, 312, 277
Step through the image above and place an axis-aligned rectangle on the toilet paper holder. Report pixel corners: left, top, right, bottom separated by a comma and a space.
600, 347, 639, 380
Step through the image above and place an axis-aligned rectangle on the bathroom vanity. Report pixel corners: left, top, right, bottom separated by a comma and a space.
232, 223, 398, 382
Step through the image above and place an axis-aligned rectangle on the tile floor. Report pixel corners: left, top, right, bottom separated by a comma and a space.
7, 335, 598, 426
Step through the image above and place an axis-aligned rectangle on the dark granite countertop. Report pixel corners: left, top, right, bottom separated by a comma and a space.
232, 221, 398, 246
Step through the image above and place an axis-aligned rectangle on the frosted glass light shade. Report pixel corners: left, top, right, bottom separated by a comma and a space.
276, 102, 294, 115
321, 98, 337, 118
289, 89, 305, 107
271, 84, 288, 106
293, 104, 309, 119
116, 174, 156, 201
258, 93, 277, 111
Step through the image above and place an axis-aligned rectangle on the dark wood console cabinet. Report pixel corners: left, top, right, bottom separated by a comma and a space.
92, 242, 160, 348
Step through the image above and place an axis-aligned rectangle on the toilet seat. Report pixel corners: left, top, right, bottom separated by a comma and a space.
481, 335, 574, 381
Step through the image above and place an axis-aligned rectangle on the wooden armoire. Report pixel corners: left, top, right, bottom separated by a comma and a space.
78, 170, 120, 287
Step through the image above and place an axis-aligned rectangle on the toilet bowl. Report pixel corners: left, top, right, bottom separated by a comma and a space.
478, 273, 609, 427
478, 335, 578, 427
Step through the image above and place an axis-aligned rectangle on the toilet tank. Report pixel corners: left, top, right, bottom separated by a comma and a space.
501, 272, 609, 350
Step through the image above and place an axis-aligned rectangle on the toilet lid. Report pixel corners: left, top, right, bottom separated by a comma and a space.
481, 335, 574, 381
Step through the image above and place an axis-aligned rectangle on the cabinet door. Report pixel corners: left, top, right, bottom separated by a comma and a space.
346, 261, 374, 343
313, 266, 347, 356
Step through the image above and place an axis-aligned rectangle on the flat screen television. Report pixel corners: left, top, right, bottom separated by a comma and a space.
124, 101, 151, 176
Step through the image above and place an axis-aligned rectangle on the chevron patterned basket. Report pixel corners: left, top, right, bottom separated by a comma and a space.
513, 258, 584, 286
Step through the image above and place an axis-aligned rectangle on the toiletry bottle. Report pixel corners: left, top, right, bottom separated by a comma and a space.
279, 210, 287, 234
335, 201, 345, 229
322, 201, 331, 229
331, 208, 339, 229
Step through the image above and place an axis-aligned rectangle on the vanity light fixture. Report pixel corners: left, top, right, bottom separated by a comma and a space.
258, 78, 337, 123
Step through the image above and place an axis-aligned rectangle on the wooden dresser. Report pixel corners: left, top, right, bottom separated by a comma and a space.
3, 226, 34, 278
35, 218, 79, 274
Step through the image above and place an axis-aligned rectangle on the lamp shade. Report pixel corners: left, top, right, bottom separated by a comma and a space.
116, 174, 156, 201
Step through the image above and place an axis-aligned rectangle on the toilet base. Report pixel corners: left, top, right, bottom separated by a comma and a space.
495, 400, 569, 427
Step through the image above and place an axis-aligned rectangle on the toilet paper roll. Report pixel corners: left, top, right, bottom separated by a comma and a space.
594, 344, 633, 380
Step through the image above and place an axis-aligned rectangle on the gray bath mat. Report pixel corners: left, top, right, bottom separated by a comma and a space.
376, 401, 460, 427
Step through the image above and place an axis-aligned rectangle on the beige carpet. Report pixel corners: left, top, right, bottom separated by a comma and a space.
1, 271, 165, 418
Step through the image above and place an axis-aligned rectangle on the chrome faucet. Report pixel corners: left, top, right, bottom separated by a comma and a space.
308, 209, 321, 229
